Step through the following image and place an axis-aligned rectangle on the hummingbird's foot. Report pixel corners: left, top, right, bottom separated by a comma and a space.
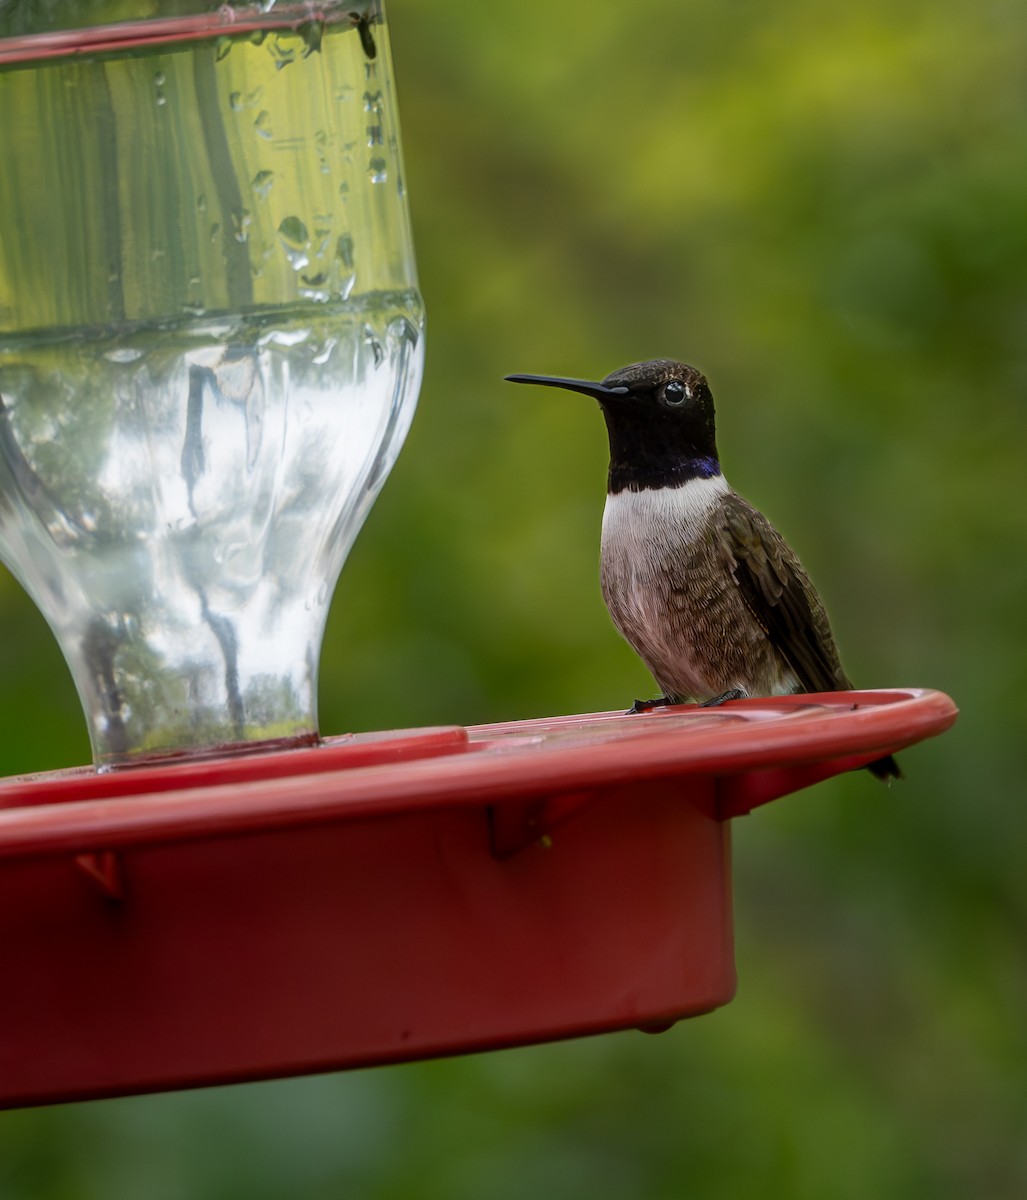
867, 753, 902, 783
628, 695, 675, 714
699, 688, 747, 708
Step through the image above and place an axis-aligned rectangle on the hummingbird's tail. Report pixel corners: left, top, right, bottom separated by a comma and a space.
867, 753, 902, 783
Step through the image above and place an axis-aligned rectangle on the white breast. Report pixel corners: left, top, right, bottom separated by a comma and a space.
601, 475, 730, 553
599, 476, 732, 700
599, 476, 801, 701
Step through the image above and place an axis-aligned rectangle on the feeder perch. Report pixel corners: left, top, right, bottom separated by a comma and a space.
0, 688, 956, 1109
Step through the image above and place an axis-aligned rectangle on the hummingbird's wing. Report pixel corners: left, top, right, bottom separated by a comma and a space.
720, 493, 852, 694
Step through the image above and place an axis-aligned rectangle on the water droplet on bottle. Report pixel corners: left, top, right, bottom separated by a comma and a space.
215, 36, 233, 62
259, 326, 309, 349
298, 19, 324, 56
363, 325, 384, 367
254, 110, 273, 139
312, 337, 337, 366
366, 124, 384, 147
230, 87, 263, 115
278, 215, 308, 245
363, 89, 383, 114
367, 158, 387, 184
154, 71, 166, 87
299, 276, 330, 302
219, 540, 248, 565
231, 208, 251, 243
197, 193, 208, 213
210, 222, 221, 243
268, 33, 297, 70
104, 347, 144, 364
251, 170, 274, 198
277, 216, 310, 269
335, 234, 354, 270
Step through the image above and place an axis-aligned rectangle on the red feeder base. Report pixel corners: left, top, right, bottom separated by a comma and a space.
0, 688, 956, 1109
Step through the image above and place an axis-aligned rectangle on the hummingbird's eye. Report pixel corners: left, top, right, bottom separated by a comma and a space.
662, 380, 688, 406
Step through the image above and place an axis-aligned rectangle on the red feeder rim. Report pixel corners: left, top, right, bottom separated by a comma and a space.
0, 688, 956, 1109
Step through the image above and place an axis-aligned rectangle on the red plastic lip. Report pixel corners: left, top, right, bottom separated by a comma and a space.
0, 689, 957, 861
0, 11, 354, 65
0, 689, 956, 1109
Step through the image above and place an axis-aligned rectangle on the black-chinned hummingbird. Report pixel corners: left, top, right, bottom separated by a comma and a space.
506, 359, 900, 782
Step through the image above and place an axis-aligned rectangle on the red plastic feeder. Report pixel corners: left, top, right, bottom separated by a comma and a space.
0, 687, 955, 1110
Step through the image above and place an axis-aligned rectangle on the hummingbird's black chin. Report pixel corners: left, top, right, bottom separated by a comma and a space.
505, 374, 630, 403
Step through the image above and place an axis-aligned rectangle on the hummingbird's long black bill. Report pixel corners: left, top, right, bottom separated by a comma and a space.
505, 374, 629, 401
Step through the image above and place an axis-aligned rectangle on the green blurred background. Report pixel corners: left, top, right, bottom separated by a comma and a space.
2, 0, 1025, 1194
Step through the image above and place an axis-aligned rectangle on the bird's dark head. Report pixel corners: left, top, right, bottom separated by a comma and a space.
506, 359, 720, 493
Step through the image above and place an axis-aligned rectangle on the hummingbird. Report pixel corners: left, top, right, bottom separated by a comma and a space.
506, 359, 900, 782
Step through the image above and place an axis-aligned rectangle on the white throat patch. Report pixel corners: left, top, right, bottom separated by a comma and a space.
602, 474, 730, 547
